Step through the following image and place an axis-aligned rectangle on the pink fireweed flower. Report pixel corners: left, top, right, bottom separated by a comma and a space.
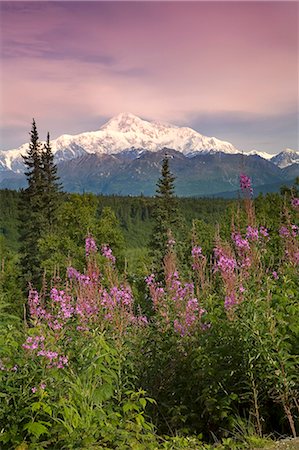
224, 292, 237, 310
215, 252, 237, 275
239, 173, 253, 196
259, 226, 269, 238
279, 226, 290, 238
272, 271, 278, 280
291, 225, 299, 237
145, 274, 155, 286
67, 266, 80, 280
23, 335, 45, 351
232, 232, 250, 250
101, 244, 116, 264
31, 387, 38, 393
50, 288, 74, 321
192, 246, 202, 257
291, 197, 299, 210
174, 319, 186, 337
167, 238, 176, 247
40, 383, 46, 390
85, 236, 98, 256
246, 226, 259, 241
191, 245, 204, 270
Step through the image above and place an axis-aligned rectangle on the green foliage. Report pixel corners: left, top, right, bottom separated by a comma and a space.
38, 196, 125, 276
149, 157, 184, 275
0, 184, 298, 448
18, 121, 62, 288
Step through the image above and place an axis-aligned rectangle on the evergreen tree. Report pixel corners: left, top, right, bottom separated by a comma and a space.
149, 156, 181, 276
41, 132, 62, 231
19, 121, 61, 288
19, 119, 44, 286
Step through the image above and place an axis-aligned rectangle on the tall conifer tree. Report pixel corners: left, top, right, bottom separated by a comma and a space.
149, 155, 181, 275
19, 120, 61, 288
41, 132, 62, 231
19, 119, 44, 286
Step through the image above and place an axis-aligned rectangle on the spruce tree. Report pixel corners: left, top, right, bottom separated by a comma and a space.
41, 132, 62, 231
19, 119, 44, 286
149, 156, 181, 275
19, 120, 61, 288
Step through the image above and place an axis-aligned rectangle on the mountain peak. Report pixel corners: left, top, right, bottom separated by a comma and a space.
282, 148, 298, 154
101, 112, 146, 133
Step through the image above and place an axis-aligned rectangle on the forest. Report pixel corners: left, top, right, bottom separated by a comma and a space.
0, 121, 298, 449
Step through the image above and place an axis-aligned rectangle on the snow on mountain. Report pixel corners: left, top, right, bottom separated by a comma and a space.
244, 149, 273, 160
270, 148, 299, 169
1, 113, 294, 174
0, 113, 242, 172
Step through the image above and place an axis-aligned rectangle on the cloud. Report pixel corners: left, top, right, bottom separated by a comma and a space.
0, 1, 297, 150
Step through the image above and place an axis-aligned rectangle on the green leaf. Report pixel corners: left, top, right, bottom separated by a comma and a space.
23, 421, 50, 438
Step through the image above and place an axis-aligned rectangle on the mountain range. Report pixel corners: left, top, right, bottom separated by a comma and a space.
0, 113, 298, 196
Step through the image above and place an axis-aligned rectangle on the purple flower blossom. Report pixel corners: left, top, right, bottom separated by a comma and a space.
101, 244, 116, 264
259, 226, 269, 238
31, 387, 37, 393
232, 232, 250, 250
246, 226, 259, 241
67, 266, 80, 279
85, 236, 98, 256
191, 246, 202, 258
224, 292, 237, 310
145, 274, 155, 286
279, 226, 290, 238
272, 271, 278, 280
167, 238, 176, 247
291, 197, 299, 209
216, 254, 237, 274
239, 173, 253, 196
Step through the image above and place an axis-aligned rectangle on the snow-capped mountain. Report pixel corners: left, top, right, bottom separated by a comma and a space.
0, 113, 296, 177
0, 112, 241, 172
244, 150, 273, 160
270, 148, 299, 169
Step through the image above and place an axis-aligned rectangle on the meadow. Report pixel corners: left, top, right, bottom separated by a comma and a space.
0, 177, 298, 449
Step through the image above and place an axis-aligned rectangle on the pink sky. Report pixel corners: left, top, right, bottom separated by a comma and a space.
0, 1, 298, 152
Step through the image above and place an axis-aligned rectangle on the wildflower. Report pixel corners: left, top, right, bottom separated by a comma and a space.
291, 225, 299, 237
239, 173, 253, 196
216, 254, 237, 274
85, 236, 97, 256
291, 197, 299, 209
279, 226, 290, 237
259, 226, 269, 238
40, 383, 46, 390
145, 274, 155, 286
101, 244, 116, 264
246, 226, 259, 241
31, 387, 37, 393
272, 271, 278, 280
232, 232, 250, 250
191, 246, 202, 258
67, 266, 80, 279
224, 292, 237, 310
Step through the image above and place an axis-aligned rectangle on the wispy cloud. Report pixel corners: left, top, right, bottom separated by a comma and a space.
0, 1, 297, 151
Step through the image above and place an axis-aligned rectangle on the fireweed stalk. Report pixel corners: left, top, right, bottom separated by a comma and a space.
191, 245, 208, 297
239, 173, 255, 226
146, 247, 207, 337
23, 238, 148, 367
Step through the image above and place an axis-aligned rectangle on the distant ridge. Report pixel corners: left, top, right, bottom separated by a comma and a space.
0, 113, 298, 196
